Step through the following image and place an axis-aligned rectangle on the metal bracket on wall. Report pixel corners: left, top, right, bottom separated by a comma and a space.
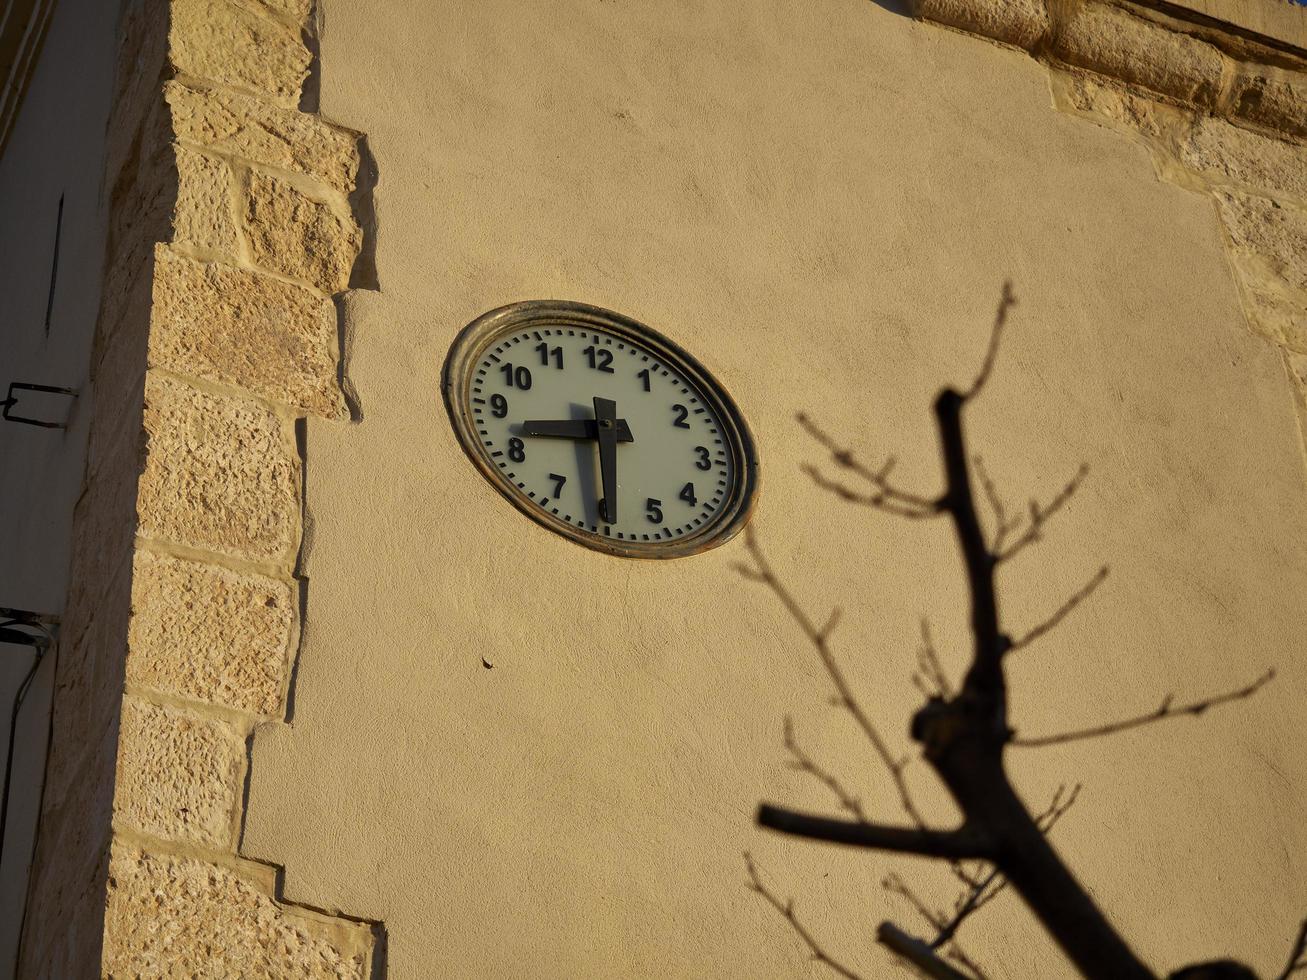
0, 608, 59, 867
1, 382, 76, 429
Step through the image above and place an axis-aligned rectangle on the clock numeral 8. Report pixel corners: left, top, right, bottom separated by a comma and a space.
508, 437, 526, 463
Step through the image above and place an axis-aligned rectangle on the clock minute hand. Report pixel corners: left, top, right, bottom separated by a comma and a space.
593, 396, 619, 525
520, 418, 634, 442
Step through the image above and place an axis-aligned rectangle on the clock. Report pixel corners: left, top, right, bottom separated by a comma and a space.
443, 301, 759, 558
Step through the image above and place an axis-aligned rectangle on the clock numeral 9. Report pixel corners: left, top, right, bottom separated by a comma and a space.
693, 446, 711, 470
672, 404, 691, 429
535, 343, 563, 369
678, 483, 697, 506
490, 393, 508, 418
508, 438, 526, 463
500, 363, 532, 390
645, 498, 663, 524
583, 346, 615, 373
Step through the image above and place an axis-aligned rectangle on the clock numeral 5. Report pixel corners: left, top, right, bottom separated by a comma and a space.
645, 497, 663, 524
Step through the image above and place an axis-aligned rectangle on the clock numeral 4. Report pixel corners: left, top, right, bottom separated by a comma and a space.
678, 482, 697, 506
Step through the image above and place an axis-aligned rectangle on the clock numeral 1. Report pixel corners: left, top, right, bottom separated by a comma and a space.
535, 342, 563, 368
678, 482, 697, 506
500, 363, 532, 390
637, 368, 651, 392
645, 498, 663, 523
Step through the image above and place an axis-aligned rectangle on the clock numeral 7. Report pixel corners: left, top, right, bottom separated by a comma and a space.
548, 473, 567, 498
645, 498, 663, 524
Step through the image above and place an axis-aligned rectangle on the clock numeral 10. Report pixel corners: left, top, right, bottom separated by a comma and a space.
500, 363, 532, 389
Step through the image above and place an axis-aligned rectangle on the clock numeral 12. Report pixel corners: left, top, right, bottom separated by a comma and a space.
583, 346, 615, 373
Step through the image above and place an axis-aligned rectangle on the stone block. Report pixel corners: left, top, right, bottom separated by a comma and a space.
173, 144, 239, 255
245, 170, 361, 294
127, 550, 294, 716
1179, 118, 1307, 203
137, 374, 301, 564
113, 696, 244, 847
170, 0, 310, 107
103, 845, 373, 979
1236, 280, 1307, 355
1053, 4, 1225, 107
167, 80, 359, 193
1230, 64, 1307, 142
913, 0, 1049, 49
148, 246, 346, 418
252, 0, 313, 25
1215, 191, 1307, 295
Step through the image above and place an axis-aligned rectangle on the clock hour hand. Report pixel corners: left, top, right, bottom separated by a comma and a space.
593, 396, 619, 525
519, 418, 634, 442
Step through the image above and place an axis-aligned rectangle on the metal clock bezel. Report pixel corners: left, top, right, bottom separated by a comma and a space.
442, 300, 760, 559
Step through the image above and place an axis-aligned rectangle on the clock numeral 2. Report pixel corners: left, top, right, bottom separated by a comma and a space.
645, 498, 663, 524
583, 346, 615, 373
500, 363, 532, 390
535, 343, 563, 368
672, 404, 690, 429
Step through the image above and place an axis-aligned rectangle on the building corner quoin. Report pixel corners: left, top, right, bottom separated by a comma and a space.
17, 0, 382, 975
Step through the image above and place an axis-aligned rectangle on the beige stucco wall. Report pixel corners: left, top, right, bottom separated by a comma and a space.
241, 2, 1307, 978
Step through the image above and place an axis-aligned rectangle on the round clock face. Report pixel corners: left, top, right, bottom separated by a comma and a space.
443, 301, 758, 558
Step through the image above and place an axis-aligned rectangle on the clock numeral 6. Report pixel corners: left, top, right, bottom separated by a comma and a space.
693, 445, 711, 470
508, 437, 526, 463
671, 404, 690, 429
490, 393, 509, 418
500, 363, 532, 390
645, 498, 663, 524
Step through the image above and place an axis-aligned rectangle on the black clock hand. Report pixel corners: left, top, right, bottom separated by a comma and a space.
520, 418, 634, 442
593, 396, 619, 525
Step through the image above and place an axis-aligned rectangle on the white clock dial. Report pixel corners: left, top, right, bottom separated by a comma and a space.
444, 302, 758, 558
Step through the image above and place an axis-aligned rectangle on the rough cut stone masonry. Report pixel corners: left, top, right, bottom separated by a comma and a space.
11, 0, 1307, 975
18, 0, 377, 975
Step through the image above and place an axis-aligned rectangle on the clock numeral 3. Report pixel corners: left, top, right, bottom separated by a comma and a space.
693, 445, 711, 470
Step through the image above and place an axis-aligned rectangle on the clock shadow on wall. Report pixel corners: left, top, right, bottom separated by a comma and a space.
442, 301, 760, 559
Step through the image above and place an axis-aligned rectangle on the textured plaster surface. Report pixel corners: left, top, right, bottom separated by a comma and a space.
242, 2, 1307, 977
